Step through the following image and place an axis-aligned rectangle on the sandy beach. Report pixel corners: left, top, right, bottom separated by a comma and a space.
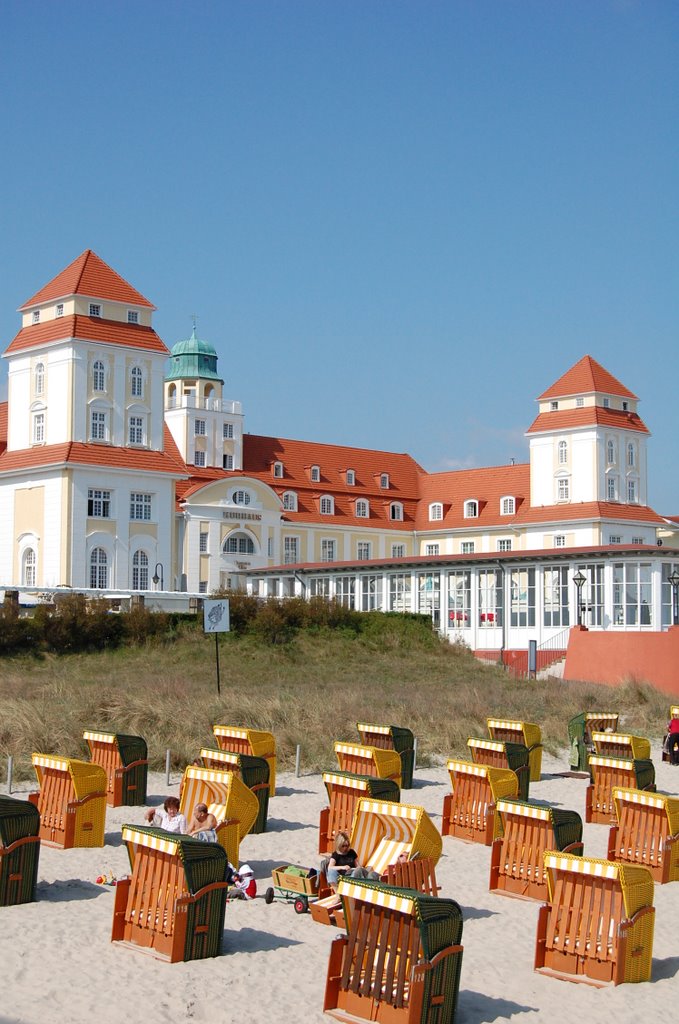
3, 740, 679, 1024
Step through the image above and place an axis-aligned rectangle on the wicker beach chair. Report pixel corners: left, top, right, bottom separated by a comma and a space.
568, 712, 619, 772
356, 723, 415, 789
83, 731, 148, 807
319, 771, 400, 855
0, 796, 41, 906
489, 798, 583, 901
178, 765, 259, 867
441, 759, 519, 846
607, 786, 679, 884
586, 755, 656, 825
111, 825, 229, 962
467, 737, 531, 801
324, 876, 464, 1024
487, 718, 543, 781
534, 852, 655, 986
334, 742, 402, 787
311, 798, 442, 927
198, 748, 270, 834
591, 731, 651, 761
212, 725, 276, 795
30, 754, 107, 848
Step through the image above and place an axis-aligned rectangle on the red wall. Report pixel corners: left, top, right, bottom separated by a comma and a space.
564, 625, 679, 698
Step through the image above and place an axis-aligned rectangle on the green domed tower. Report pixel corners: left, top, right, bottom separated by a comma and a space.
165, 326, 223, 385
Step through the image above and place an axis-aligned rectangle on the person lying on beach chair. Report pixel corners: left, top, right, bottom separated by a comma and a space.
187, 802, 218, 842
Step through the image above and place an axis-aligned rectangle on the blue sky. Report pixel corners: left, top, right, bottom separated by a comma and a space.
2, 1, 677, 510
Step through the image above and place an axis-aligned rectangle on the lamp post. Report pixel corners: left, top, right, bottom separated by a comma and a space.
573, 569, 587, 627
152, 563, 164, 591
669, 567, 679, 627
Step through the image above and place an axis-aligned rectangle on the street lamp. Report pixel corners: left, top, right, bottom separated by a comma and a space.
669, 567, 679, 626
152, 562, 164, 591
573, 569, 587, 627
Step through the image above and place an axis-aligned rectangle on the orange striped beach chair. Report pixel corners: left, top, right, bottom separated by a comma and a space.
178, 765, 259, 867
30, 754, 107, 849
111, 825, 229, 962
212, 725, 276, 795
198, 748, 270, 834
356, 723, 415, 788
534, 852, 655, 986
83, 730, 148, 807
334, 742, 402, 788
467, 737, 530, 801
608, 786, 679, 884
591, 731, 651, 761
441, 759, 519, 846
318, 771, 400, 855
586, 755, 656, 825
487, 718, 542, 781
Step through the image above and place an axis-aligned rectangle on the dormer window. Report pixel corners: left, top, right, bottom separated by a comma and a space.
603, 397, 610, 408
390, 502, 403, 521
429, 502, 443, 521
320, 495, 334, 515
355, 499, 369, 518
346, 469, 355, 486
576, 396, 584, 407
56, 303, 64, 317
273, 461, 284, 479
464, 500, 478, 519
89, 303, 102, 318
282, 491, 298, 512
310, 465, 320, 483
622, 401, 629, 411
500, 496, 515, 515
32, 310, 40, 324
550, 401, 558, 411
380, 473, 389, 489
127, 310, 139, 324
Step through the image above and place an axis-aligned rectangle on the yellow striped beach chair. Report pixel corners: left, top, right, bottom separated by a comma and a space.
441, 759, 519, 846
586, 755, 656, 825
30, 754, 107, 849
319, 771, 400, 855
356, 723, 415, 788
212, 725, 276, 795
487, 718, 542, 781
198, 748, 270, 834
608, 786, 679, 884
83, 730, 148, 807
178, 765, 259, 867
591, 731, 651, 761
334, 742, 402, 787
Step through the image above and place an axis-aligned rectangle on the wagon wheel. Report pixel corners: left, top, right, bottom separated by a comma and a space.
294, 895, 309, 914
264, 887, 275, 904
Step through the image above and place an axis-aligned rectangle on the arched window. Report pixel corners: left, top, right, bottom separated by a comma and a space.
429, 503, 443, 521
273, 461, 284, 478
232, 490, 252, 506
607, 439, 615, 465
320, 495, 335, 515
35, 362, 45, 395
132, 550, 149, 590
22, 548, 36, 587
93, 360, 105, 392
464, 500, 478, 519
558, 440, 568, 464
390, 502, 403, 521
224, 533, 256, 554
90, 548, 108, 588
355, 499, 369, 518
131, 366, 143, 397
627, 442, 635, 467
501, 496, 515, 515
282, 491, 298, 511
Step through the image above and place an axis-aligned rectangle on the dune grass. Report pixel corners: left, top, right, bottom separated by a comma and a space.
0, 614, 670, 781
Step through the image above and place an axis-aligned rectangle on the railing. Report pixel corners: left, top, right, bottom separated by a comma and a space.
508, 626, 571, 679
165, 396, 242, 414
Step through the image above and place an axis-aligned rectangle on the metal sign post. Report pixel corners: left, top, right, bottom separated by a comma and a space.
203, 599, 230, 695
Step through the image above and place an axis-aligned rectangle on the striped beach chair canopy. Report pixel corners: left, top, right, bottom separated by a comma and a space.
32, 754, 107, 799
121, 824, 229, 894
487, 718, 542, 781
356, 723, 415, 788
495, 798, 583, 850
591, 732, 651, 761
350, 797, 442, 875
212, 725, 276, 795
199, 748, 270, 834
83, 730, 148, 807
179, 765, 259, 865
334, 742, 402, 787
322, 770, 400, 805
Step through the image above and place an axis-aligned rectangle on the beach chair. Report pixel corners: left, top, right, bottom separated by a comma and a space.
568, 712, 619, 772
324, 876, 464, 1024
334, 742, 402, 788
178, 765, 259, 867
83, 731, 148, 807
467, 737, 530, 801
0, 796, 41, 906
662, 706, 679, 764
311, 799, 442, 927
381, 856, 440, 897
111, 825, 229, 962
534, 852, 655, 986
212, 725, 276, 795
586, 755, 656, 825
356, 723, 415, 789
319, 771, 400, 855
489, 798, 584, 902
487, 718, 543, 781
607, 786, 679, 884
441, 759, 519, 846
198, 748, 270, 834
591, 731, 651, 761
29, 754, 107, 848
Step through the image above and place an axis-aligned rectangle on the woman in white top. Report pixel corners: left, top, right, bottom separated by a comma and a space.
144, 796, 188, 834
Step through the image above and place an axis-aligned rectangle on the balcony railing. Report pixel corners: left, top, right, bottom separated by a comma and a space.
166, 396, 242, 414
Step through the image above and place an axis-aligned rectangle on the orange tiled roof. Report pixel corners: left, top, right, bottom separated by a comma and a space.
538, 355, 637, 401
19, 250, 155, 310
4, 315, 169, 356
526, 406, 649, 436
512, 501, 665, 526
414, 463, 530, 530
0, 441, 186, 476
